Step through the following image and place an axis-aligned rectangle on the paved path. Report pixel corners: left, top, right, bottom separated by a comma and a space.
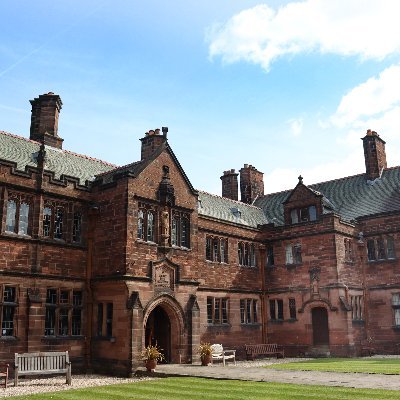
150, 360, 400, 391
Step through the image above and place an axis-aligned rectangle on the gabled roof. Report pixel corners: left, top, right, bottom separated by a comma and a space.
94, 141, 197, 194
255, 167, 400, 225
0, 130, 197, 194
198, 191, 269, 228
0, 130, 115, 185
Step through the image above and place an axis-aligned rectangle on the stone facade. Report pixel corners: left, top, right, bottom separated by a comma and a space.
0, 92, 400, 376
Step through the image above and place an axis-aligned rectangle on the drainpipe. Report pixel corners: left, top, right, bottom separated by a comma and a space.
259, 244, 267, 343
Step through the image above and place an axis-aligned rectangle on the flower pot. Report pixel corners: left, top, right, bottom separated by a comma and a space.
201, 354, 212, 366
145, 359, 157, 372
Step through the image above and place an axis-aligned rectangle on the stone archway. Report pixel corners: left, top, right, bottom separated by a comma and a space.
143, 295, 186, 364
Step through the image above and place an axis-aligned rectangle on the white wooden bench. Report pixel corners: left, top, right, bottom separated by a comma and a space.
14, 351, 71, 386
210, 344, 236, 366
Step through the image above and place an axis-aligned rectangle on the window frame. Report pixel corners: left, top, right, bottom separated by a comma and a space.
240, 299, 258, 324
285, 243, 302, 266
290, 205, 317, 224
238, 242, 257, 267
0, 285, 18, 337
269, 299, 284, 321
44, 288, 83, 337
207, 297, 229, 325
4, 194, 32, 236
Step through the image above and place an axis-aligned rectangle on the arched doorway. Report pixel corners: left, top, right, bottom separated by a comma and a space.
145, 305, 171, 362
312, 307, 329, 345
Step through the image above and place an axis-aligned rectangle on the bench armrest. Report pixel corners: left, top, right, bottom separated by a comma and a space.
223, 349, 236, 355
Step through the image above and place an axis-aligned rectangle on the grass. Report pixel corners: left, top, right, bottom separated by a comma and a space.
7, 377, 400, 400
265, 358, 400, 374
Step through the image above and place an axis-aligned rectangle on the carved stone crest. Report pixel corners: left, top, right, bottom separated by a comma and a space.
154, 264, 174, 291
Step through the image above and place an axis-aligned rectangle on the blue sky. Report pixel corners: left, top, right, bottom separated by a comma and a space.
2, 1, 400, 196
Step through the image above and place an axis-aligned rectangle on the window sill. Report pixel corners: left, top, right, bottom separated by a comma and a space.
42, 335, 84, 341
269, 319, 284, 324
286, 263, 302, 269
171, 245, 191, 251
137, 239, 157, 246
392, 326, 400, 331
0, 336, 18, 342
206, 260, 229, 265
238, 265, 257, 268
207, 323, 231, 328
4, 231, 31, 238
352, 319, 365, 325
367, 258, 396, 264
286, 318, 298, 323
240, 323, 261, 327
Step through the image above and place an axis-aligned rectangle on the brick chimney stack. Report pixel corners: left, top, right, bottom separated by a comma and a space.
240, 164, 264, 204
221, 169, 239, 201
140, 127, 168, 160
29, 92, 63, 149
362, 129, 387, 181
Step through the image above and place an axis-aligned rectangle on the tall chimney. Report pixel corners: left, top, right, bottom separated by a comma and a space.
362, 129, 387, 181
29, 92, 63, 149
140, 127, 168, 160
240, 164, 264, 204
220, 169, 239, 201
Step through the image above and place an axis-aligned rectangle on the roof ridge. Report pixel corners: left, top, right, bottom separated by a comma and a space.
198, 190, 262, 210
259, 168, 400, 199
63, 149, 117, 167
95, 160, 143, 177
0, 130, 117, 168
0, 130, 41, 145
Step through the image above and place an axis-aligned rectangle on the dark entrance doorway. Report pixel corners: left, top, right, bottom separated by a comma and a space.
145, 305, 171, 362
312, 307, 329, 345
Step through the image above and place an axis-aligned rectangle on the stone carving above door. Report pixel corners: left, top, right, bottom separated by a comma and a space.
153, 264, 174, 292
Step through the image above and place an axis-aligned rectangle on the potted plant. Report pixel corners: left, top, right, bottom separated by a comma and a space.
141, 344, 165, 371
198, 343, 212, 366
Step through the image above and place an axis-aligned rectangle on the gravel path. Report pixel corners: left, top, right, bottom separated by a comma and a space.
0, 375, 154, 398
1, 356, 400, 397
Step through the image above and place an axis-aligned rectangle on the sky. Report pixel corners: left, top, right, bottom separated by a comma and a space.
2, 0, 400, 196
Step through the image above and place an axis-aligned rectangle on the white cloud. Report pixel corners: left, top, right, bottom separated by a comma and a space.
288, 117, 303, 136
331, 65, 400, 127
207, 0, 400, 71
265, 150, 365, 193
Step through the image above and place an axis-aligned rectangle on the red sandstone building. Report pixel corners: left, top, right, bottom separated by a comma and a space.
0, 92, 399, 375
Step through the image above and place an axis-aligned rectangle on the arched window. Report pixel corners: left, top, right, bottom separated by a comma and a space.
137, 210, 144, 239
180, 217, 190, 248
5, 200, 17, 233
147, 211, 155, 242
171, 217, 178, 246
250, 244, 256, 267
18, 203, 30, 235
238, 242, 244, 266
43, 207, 52, 237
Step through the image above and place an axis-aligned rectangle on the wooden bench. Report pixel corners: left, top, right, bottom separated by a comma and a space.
211, 344, 236, 366
245, 344, 284, 360
0, 363, 9, 388
14, 351, 71, 386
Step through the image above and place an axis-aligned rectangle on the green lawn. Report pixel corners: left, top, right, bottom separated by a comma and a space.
8, 377, 400, 400
265, 358, 400, 374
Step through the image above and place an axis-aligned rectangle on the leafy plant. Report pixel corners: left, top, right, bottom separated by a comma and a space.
197, 343, 212, 358
141, 345, 165, 362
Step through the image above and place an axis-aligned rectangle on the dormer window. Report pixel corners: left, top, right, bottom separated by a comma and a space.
290, 205, 317, 224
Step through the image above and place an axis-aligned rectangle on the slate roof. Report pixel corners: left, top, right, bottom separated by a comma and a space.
254, 167, 400, 225
0, 131, 116, 185
198, 191, 269, 228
